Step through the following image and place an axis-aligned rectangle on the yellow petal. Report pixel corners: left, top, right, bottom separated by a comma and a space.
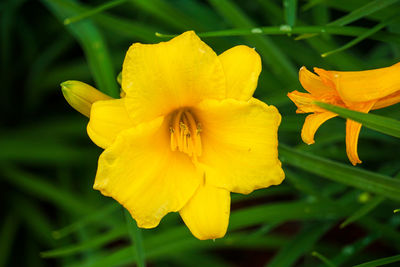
122, 31, 226, 124
87, 98, 133, 149
194, 98, 285, 194
219, 45, 261, 101
299, 66, 335, 96
61, 80, 112, 117
345, 101, 376, 165
372, 90, 400, 110
287, 90, 326, 113
180, 183, 230, 240
318, 63, 400, 103
301, 112, 338, 145
94, 116, 201, 228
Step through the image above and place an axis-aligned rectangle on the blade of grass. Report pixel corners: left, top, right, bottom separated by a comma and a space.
301, 0, 324, 11
41, 227, 127, 258
0, 135, 94, 165
329, 234, 378, 267
257, 0, 283, 24
267, 222, 333, 267
283, 0, 297, 27
297, 0, 399, 40
13, 197, 55, 246
65, 199, 354, 265
340, 196, 385, 228
353, 254, 400, 267
284, 168, 323, 197
229, 200, 355, 230
42, 0, 119, 97
321, 16, 399, 57
0, 165, 94, 214
0, 215, 18, 267
130, 0, 207, 31
207, 0, 297, 86
340, 170, 400, 228
52, 203, 120, 239
311, 251, 336, 267
157, 25, 400, 45
322, 0, 400, 23
357, 217, 400, 249
43, 0, 159, 43
64, 0, 129, 25
124, 210, 146, 267
331, 0, 399, 26
279, 144, 400, 202
74, 232, 290, 267
315, 102, 400, 138
167, 251, 230, 267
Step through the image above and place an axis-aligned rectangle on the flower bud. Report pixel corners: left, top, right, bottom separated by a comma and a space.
61, 80, 112, 117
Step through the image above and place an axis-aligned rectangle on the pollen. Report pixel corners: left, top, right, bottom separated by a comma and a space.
169, 108, 202, 159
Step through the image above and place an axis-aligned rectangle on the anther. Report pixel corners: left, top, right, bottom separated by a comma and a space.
169, 109, 202, 158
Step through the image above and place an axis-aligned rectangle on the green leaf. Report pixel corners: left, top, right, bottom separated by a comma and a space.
156, 25, 400, 45
315, 102, 400, 138
353, 254, 400, 267
279, 144, 400, 201
13, 197, 55, 246
329, 235, 378, 267
311, 251, 336, 267
297, 0, 400, 40
41, 227, 127, 258
321, 16, 399, 57
64, 0, 129, 25
340, 169, 400, 228
283, 0, 297, 27
42, 0, 119, 97
358, 217, 400, 249
268, 222, 333, 267
52, 203, 120, 239
124, 210, 146, 267
207, 0, 297, 86
340, 196, 385, 228
330, 0, 399, 26
0, 165, 94, 214
0, 215, 18, 267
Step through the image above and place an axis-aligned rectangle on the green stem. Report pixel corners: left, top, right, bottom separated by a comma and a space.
124, 210, 146, 267
64, 0, 129, 25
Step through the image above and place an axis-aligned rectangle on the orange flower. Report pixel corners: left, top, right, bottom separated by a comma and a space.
288, 63, 400, 165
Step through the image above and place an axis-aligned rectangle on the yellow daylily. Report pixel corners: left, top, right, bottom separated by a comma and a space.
288, 63, 400, 165
62, 31, 285, 240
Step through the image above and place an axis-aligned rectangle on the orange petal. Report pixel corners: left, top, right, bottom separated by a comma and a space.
301, 112, 338, 145
316, 63, 400, 104
372, 90, 400, 110
345, 101, 376, 165
287, 90, 326, 113
299, 66, 336, 96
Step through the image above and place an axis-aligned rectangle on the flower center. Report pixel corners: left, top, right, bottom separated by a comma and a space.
169, 108, 202, 159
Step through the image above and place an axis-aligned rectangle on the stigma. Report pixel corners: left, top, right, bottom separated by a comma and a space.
169, 108, 202, 159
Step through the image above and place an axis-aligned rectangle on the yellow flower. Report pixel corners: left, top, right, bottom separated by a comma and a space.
288, 63, 400, 165
62, 31, 284, 240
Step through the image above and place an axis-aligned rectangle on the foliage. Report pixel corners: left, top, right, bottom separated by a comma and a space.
1, 0, 400, 266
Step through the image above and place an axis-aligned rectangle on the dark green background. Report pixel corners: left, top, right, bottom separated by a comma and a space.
1, 0, 400, 266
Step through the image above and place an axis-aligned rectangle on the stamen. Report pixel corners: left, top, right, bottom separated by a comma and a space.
169, 108, 202, 158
